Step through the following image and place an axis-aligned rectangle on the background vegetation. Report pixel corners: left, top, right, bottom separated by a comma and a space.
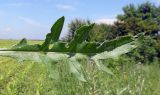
64, 2, 160, 64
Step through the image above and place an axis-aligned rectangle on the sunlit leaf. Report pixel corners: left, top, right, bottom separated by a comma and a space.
40, 55, 59, 80
11, 44, 41, 51
92, 42, 136, 60
50, 42, 69, 52
97, 35, 133, 52
41, 16, 65, 51
12, 38, 27, 48
67, 24, 94, 52
76, 42, 100, 53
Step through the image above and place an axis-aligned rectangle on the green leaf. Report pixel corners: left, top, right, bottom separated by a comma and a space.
92, 42, 136, 60
69, 56, 86, 82
9, 38, 41, 51
11, 44, 41, 51
17, 38, 27, 45
74, 53, 89, 60
46, 52, 69, 61
11, 38, 27, 49
39, 55, 59, 80
70, 24, 94, 43
67, 24, 94, 52
97, 35, 133, 52
41, 16, 65, 51
76, 42, 100, 53
91, 42, 136, 75
0, 16, 141, 83
0, 51, 44, 63
94, 60, 113, 75
47, 64, 59, 80
42, 53, 69, 80
50, 42, 69, 52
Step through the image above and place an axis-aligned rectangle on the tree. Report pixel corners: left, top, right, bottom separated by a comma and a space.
116, 2, 160, 36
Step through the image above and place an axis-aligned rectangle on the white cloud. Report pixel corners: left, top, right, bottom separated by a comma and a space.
95, 18, 117, 25
56, 4, 75, 11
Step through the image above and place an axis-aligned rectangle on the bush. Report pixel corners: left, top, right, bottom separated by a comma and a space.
129, 36, 158, 64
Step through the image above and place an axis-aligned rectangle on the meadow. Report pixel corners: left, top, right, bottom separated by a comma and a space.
0, 40, 160, 95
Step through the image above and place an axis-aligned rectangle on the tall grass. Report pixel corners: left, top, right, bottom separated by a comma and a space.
0, 40, 160, 95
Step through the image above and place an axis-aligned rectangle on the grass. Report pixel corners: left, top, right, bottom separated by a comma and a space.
0, 40, 160, 95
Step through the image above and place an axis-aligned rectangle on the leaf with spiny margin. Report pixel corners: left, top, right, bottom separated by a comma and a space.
9, 38, 41, 51
41, 16, 65, 51
39, 55, 59, 80
49, 35, 134, 53
50, 42, 69, 52
91, 42, 136, 75
74, 53, 89, 60
0, 51, 43, 63
12, 38, 27, 48
67, 24, 94, 52
0, 16, 141, 82
45, 52, 69, 80
76, 42, 100, 53
69, 56, 86, 82
47, 63, 60, 80
94, 60, 113, 75
11, 44, 41, 51
92, 42, 136, 60
97, 35, 133, 52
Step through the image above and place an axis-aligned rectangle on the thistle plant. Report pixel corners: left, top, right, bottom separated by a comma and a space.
0, 16, 137, 81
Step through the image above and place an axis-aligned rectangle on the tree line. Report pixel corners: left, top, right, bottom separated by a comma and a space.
63, 2, 160, 64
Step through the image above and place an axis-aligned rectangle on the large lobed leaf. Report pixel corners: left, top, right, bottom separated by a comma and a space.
0, 41, 136, 81
69, 56, 86, 82
67, 24, 95, 52
12, 38, 27, 48
91, 42, 136, 75
50, 42, 69, 52
92, 42, 136, 60
41, 16, 65, 51
10, 38, 41, 51
97, 35, 134, 52
0, 16, 140, 82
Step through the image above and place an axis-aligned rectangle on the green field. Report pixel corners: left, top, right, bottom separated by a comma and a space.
0, 40, 160, 95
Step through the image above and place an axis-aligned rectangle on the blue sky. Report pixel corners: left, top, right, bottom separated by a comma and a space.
0, 0, 159, 39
